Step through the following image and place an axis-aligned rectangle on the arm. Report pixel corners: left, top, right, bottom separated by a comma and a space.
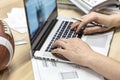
51, 38, 120, 80
87, 51, 120, 80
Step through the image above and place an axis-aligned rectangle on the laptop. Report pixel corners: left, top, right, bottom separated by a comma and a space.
24, 0, 113, 63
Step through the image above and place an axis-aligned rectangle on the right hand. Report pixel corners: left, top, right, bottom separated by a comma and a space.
70, 12, 116, 34
51, 38, 96, 67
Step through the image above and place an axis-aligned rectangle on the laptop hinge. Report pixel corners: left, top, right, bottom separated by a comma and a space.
35, 19, 58, 50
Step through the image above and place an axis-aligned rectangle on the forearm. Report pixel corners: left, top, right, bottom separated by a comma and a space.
87, 52, 120, 80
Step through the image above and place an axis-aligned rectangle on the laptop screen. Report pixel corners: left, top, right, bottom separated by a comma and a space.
24, 0, 57, 51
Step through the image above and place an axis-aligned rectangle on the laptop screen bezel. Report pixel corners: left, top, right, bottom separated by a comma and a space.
24, 0, 58, 53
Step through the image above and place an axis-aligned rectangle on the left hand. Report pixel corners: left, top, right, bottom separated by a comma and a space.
70, 12, 114, 34
51, 38, 96, 67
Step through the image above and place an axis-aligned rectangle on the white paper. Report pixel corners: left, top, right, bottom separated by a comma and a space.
4, 8, 27, 33
31, 58, 104, 80
15, 39, 27, 45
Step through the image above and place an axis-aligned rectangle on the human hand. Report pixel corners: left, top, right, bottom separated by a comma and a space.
51, 38, 96, 67
71, 12, 115, 34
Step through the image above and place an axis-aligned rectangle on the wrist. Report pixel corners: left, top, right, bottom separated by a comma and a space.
85, 52, 102, 68
82, 51, 98, 67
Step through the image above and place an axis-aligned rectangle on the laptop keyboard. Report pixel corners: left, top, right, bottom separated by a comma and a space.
45, 21, 79, 52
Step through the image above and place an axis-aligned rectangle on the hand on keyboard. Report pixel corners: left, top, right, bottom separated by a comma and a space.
51, 45, 69, 61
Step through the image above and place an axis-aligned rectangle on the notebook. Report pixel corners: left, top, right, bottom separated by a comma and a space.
69, 0, 118, 14
24, 0, 113, 63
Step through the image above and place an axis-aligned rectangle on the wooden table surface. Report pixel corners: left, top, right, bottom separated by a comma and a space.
0, 0, 34, 80
0, 0, 120, 80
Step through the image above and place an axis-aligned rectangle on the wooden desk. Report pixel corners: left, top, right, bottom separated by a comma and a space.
0, 0, 120, 80
0, 0, 34, 80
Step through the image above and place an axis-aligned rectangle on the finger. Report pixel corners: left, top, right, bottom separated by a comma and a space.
70, 21, 81, 30
76, 23, 84, 33
51, 48, 73, 60
52, 38, 67, 49
76, 18, 96, 33
51, 48, 65, 55
84, 26, 106, 34
77, 12, 98, 27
